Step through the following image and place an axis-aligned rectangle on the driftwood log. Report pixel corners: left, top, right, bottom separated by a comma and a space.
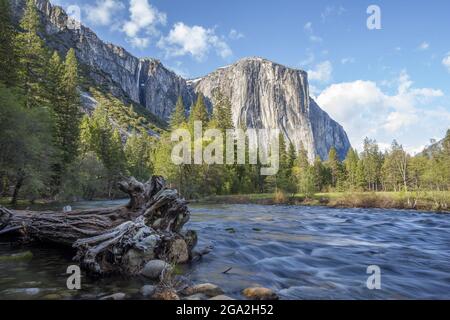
0, 176, 197, 276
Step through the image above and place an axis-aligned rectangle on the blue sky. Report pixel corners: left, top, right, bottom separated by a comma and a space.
52, 0, 450, 153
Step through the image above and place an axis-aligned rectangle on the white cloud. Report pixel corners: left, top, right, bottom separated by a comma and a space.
229, 29, 244, 40
418, 42, 430, 50
122, 0, 167, 48
443, 53, 450, 73
158, 22, 232, 60
341, 57, 355, 64
84, 0, 124, 26
308, 61, 332, 83
321, 5, 346, 21
316, 71, 447, 151
303, 22, 323, 43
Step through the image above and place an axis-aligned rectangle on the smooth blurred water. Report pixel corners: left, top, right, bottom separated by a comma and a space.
1, 201, 449, 300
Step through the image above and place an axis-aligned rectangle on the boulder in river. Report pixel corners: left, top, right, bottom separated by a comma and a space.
182, 283, 224, 297
141, 260, 172, 279
242, 287, 279, 300
140, 285, 157, 297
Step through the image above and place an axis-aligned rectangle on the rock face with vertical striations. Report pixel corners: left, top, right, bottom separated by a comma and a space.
190, 58, 351, 161
11, 0, 351, 160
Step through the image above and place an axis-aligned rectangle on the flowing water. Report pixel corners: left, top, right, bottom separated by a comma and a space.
1, 201, 449, 300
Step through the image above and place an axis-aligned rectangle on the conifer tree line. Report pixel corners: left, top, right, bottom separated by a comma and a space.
155, 91, 450, 199
1, 0, 448, 204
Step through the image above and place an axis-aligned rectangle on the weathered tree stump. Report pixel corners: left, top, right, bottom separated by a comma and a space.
0, 176, 197, 276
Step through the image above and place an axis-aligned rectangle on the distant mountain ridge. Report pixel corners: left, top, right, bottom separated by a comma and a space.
11, 0, 351, 161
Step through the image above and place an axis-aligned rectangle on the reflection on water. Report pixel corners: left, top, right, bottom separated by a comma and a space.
1, 201, 449, 300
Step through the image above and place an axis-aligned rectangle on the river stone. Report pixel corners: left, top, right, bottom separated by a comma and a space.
184, 293, 208, 300
183, 283, 224, 297
242, 287, 279, 300
140, 285, 157, 297
100, 293, 126, 300
141, 260, 172, 279
152, 289, 180, 300
209, 295, 235, 300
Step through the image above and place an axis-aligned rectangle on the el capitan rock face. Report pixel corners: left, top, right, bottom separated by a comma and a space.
11, 0, 351, 161
190, 58, 351, 161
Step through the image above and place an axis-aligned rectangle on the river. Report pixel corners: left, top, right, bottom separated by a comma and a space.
1, 201, 449, 300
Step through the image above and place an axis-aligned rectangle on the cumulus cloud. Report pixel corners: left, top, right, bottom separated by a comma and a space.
158, 22, 232, 60
443, 53, 450, 73
316, 71, 447, 151
122, 0, 167, 48
308, 61, 332, 83
84, 0, 124, 26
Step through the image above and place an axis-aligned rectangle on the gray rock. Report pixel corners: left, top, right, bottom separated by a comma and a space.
141, 260, 172, 279
191, 57, 351, 161
140, 285, 157, 297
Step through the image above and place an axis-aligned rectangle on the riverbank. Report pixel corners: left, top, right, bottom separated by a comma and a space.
199, 191, 450, 213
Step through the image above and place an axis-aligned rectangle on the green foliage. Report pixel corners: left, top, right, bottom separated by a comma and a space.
170, 96, 187, 130
0, 84, 54, 204
189, 93, 209, 131
15, 0, 49, 109
124, 133, 154, 182
0, 0, 17, 86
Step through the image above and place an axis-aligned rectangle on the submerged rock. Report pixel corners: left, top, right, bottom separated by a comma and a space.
242, 287, 279, 300
0, 251, 33, 262
140, 285, 157, 297
141, 260, 172, 279
182, 283, 224, 298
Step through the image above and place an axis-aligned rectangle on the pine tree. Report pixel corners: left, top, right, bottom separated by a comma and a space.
170, 96, 187, 130
211, 90, 234, 132
124, 133, 153, 181
189, 93, 209, 129
15, 0, 48, 109
326, 147, 344, 190
344, 148, 359, 190
59, 48, 81, 165
0, 0, 17, 86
